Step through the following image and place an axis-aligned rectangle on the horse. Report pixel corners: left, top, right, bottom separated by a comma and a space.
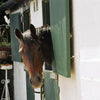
15, 24, 53, 88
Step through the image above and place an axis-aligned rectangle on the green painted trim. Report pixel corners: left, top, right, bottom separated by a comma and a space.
49, 0, 71, 77
10, 13, 22, 62
26, 71, 35, 100
44, 72, 59, 100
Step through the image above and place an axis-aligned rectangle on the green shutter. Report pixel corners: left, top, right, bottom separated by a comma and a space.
44, 72, 59, 100
49, 0, 71, 77
10, 13, 22, 62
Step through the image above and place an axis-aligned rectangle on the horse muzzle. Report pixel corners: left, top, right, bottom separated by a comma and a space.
29, 75, 43, 88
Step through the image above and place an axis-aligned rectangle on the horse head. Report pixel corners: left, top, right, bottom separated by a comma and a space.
15, 24, 53, 88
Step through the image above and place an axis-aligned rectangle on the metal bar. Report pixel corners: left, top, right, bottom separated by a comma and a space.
5, 69, 8, 100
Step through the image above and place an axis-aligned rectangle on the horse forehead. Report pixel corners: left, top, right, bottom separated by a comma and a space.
23, 30, 31, 38
22, 30, 34, 44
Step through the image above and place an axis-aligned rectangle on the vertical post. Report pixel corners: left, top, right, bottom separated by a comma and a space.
5, 69, 8, 100
40, 87, 42, 100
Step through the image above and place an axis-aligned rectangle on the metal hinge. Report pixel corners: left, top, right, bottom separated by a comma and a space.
50, 72, 58, 80
71, 53, 80, 62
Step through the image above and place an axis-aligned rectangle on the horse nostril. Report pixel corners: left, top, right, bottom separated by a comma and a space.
37, 76, 41, 82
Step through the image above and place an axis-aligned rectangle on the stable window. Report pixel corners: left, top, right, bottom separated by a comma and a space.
43, 0, 71, 77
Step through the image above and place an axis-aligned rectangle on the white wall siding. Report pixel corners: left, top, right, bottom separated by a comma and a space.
59, 0, 100, 100
30, 0, 43, 28
14, 62, 27, 100
59, 72, 80, 100
73, 0, 100, 99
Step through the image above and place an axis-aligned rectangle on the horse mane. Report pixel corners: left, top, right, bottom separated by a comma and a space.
36, 25, 53, 65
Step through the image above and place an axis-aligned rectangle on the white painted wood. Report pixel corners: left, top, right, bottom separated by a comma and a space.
30, 0, 43, 28
14, 62, 27, 100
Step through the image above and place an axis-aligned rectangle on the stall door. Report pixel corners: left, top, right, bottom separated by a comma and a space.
44, 72, 59, 100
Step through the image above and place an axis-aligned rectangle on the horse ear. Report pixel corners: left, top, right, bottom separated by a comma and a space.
30, 24, 37, 38
15, 29, 23, 40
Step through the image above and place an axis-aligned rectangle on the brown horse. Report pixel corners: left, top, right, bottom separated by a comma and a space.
15, 24, 53, 88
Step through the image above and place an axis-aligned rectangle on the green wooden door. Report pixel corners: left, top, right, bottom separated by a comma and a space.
49, 0, 71, 77
10, 13, 22, 62
26, 71, 35, 100
44, 72, 59, 100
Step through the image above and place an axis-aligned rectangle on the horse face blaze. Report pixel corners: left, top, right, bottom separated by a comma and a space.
18, 40, 43, 88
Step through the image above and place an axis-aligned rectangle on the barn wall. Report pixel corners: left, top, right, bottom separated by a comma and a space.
59, 0, 100, 100
14, 62, 27, 100
13, 1, 100, 100
30, 0, 43, 28
59, 69, 81, 100
73, 0, 100, 99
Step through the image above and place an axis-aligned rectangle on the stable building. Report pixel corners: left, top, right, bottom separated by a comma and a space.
0, 0, 100, 100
